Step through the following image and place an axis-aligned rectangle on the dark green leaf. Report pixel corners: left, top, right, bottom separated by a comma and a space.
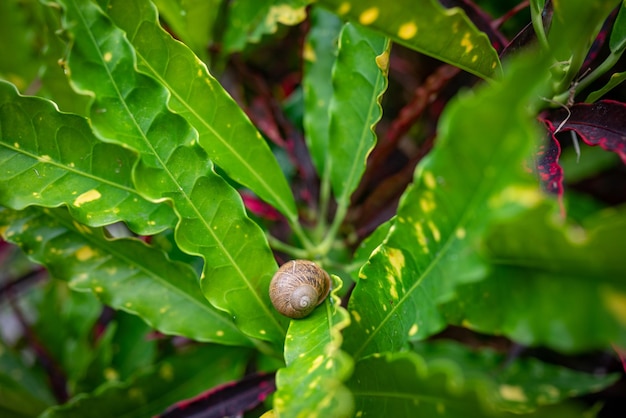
319, 0, 501, 80
102, 0, 298, 221
54, 0, 288, 345
328, 23, 389, 209
302, 6, 343, 175
443, 203, 626, 352
222, 0, 312, 53
0, 206, 255, 347
348, 350, 590, 417
0, 341, 55, 417
343, 51, 550, 359
152, 0, 220, 60
40, 344, 250, 418
610, 3, 626, 53
413, 340, 619, 414
0, 80, 176, 235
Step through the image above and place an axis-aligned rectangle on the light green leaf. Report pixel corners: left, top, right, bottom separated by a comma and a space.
328, 23, 389, 209
40, 344, 250, 418
348, 350, 591, 417
343, 51, 550, 359
102, 0, 298, 221
443, 203, 626, 352
319, 0, 501, 80
302, 6, 343, 175
0, 206, 255, 348
0, 80, 176, 235
585, 71, 626, 102
222, 0, 312, 53
273, 275, 354, 418
54, 0, 288, 345
412, 340, 619, 414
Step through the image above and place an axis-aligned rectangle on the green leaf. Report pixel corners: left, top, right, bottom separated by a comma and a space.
222, 0, 311, 53
348, 350, 591, 417
102, 0, 298, 221
412, 340, 619, 414
40, 344, 250, 418
0, 0, 41, 91
273, 275, 354, 418
319, 0, 501, 80
152, 0, 220, 60
0, 206, 255, 348
0, 80, 176, 235
54, 0, 287, 345
26, 280, 105, 393
302, 6, 343, 176
443, 203, 626, 352
343, 51, 550, 359
0, 342, 55, 417
109, 312, 157, 382
610, 2, 626, 53
585, 71, 626, 102
328, 23, 389, 209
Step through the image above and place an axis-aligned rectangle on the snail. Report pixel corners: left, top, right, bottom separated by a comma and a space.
269, 260, 331, 319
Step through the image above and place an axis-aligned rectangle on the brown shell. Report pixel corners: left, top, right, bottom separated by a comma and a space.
269, 260, 331, 319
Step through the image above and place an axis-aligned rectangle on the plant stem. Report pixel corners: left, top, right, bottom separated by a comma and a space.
267, 234, 310, 259
530, 1, 551, 54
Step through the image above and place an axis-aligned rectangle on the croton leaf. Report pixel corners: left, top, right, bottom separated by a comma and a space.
0, 341, 55, 417
54, 0, 288, 345
328, 23, 390, 210
158, 372, 276, 418
542, 100, 626, 163
343, 51, 550, 360
347, 350, 587, 417
538, 99, 626, 199
40, 344, 250, 418
273, 275, 354, 418
318, 0, 501, 80
0, 81, 176, 235
0, 206, 256, 348
535, 131, 563, 197
101, 0, 298, 222
151, 0, 220, 60
222, 0, 313, 53
302, 6, 343, 177
412, 340, 619, 414
442, 202, 626, 352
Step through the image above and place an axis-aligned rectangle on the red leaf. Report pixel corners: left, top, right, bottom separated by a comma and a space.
536, 129, 564, 197
545, 100, 626, 163
158, 372, 276, 418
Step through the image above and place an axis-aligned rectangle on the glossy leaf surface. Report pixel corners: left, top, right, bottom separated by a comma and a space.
328, 23, 389, 208
0, 206, 254, 347
273, 276, 354, 418
102, 0, 298, 221
344, 52, 550, 359
319, 0, 501, 80
0, 80, 176, 235
55, 0, 287, 345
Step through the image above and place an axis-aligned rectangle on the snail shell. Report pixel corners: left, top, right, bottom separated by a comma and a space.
269, 260, 331, 319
